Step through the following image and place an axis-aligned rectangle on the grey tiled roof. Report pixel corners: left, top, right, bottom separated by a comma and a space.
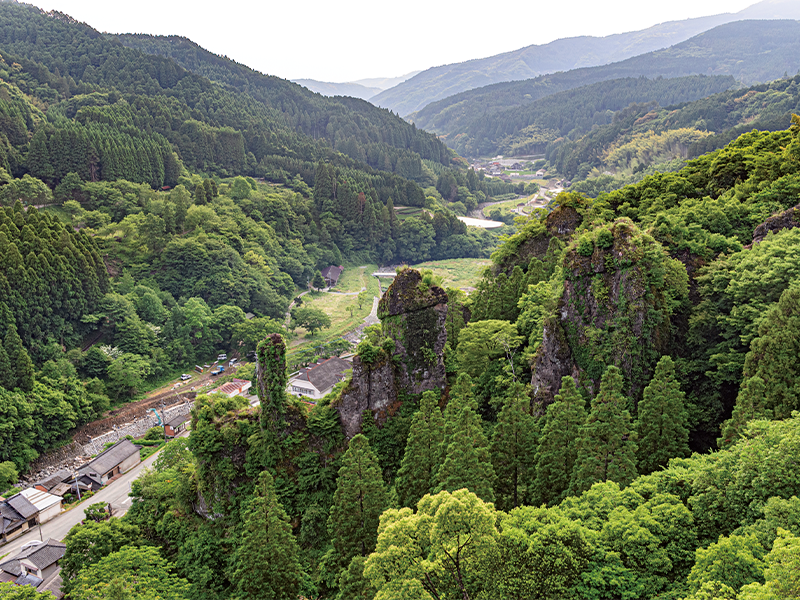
7, 494, 38, 519
0, 539, 66, 577
295, 357, 350, 393
166, 413, 190, 427
38, 568, 63, 599
79, 439, 140, 477
34, 469, 72, 491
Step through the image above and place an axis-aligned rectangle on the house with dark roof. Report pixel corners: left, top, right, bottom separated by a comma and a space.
320, 265, 343, 288
0, 539, 66, 598
287, 357, 351, 400
164, 413, 190, 438
76, 439, 141, 486
1, 493, 38, 543
32, 470, 71, 494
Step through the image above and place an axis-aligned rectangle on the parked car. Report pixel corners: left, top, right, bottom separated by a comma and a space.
180, 374, 191, 381
217, 353, 227, 361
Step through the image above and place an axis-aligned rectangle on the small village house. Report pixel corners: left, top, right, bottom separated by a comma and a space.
75, 439, 141, 487
0, 538, 66, 598
320, 265, 343, 288
287, 357, 351, 401
164, 413, 190, 438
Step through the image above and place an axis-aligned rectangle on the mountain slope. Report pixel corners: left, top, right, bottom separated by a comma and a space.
413, 20, 800, 153
372, 0, 800, 116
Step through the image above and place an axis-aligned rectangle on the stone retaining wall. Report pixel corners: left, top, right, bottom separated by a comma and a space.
82, 402, 194, 455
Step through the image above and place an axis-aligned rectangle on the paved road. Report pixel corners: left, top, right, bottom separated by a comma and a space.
0, 436, 182, 557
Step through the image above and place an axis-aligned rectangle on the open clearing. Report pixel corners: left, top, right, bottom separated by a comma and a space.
410, 258, 491, 290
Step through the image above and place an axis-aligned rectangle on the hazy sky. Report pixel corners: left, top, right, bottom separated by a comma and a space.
33, 0, 757, 83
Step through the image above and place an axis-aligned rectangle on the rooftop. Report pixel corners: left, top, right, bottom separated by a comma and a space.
166, 413, 190, 428
19, 488, 62, 512
292, 357, 351, 393
79, 439, 141, 477
0, 539, 66, 577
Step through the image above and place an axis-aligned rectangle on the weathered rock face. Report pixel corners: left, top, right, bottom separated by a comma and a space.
336, 269, 448, 437
334, 356, 397, 439
531, 218, 687, 411
494, 198, 586, 274
752, 203, 800, 244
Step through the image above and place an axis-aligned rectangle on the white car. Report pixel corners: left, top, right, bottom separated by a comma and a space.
180, 374, 191, 381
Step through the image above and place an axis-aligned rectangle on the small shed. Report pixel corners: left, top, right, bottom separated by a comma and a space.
164, 414, 190, 438
320, 265, 343, 287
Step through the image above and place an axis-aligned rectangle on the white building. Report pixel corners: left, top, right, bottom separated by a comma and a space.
18, 489, 61, 525
287, 357, 351, 401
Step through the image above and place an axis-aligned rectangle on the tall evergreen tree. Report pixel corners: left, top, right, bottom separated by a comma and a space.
436, 373, 496, 502
490, 395, 538, 510
570, 366, 638, 495
718, 376, 771, 449
328, 434, 386, 570
230, 471, 301, 600
0, 344, 12, 390
4, 326, 34, 392
636, 356, 690, 474
534, 376, 587, 506
395, 390, 445, 508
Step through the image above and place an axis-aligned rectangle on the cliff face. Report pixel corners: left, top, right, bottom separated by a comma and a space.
335, 269, 448, 437
752, 203, 800, 244
531, 218, 688, 411
494, 201, 584, 274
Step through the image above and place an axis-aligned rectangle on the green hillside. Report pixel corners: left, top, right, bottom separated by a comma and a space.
412, 20, 800, 148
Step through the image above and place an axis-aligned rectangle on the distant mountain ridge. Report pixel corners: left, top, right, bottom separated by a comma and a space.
372, 0, 800, 116
291, 71, 422, 101
291, 79, 382, 101
412, 19, 800, 155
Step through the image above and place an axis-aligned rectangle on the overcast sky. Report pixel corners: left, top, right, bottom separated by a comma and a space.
32, 0, 757, 83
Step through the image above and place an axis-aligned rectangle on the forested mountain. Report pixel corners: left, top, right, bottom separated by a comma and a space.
35, 117, 800, 600
412, 20, 800, 145
553, 73, 800, 189
437, 74, 737, 156
3, 3, 800, 600
372, 0, 800, 116
0, 2, 450, 188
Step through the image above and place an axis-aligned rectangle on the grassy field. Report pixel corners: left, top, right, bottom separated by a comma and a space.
288, 266, 382, 352
332, 263, 378, 293
410, 258, 491, 290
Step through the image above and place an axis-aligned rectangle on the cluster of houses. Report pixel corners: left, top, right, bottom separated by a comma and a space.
1, 439, 144, 546
0, 438, 149, 597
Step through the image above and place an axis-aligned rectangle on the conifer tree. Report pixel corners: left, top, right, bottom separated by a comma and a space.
395, 390, 445, 508
534, 376, 587, 506
570, 366, 638, 495
718, 376, 770, 449
490, 395, 538, 510
328, 434, 386, 570
4, 326, 34, 392
636, 356, 690, 474
436, 373, 496, 502
230, 471, 301, 600
0, 344, 12, 390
